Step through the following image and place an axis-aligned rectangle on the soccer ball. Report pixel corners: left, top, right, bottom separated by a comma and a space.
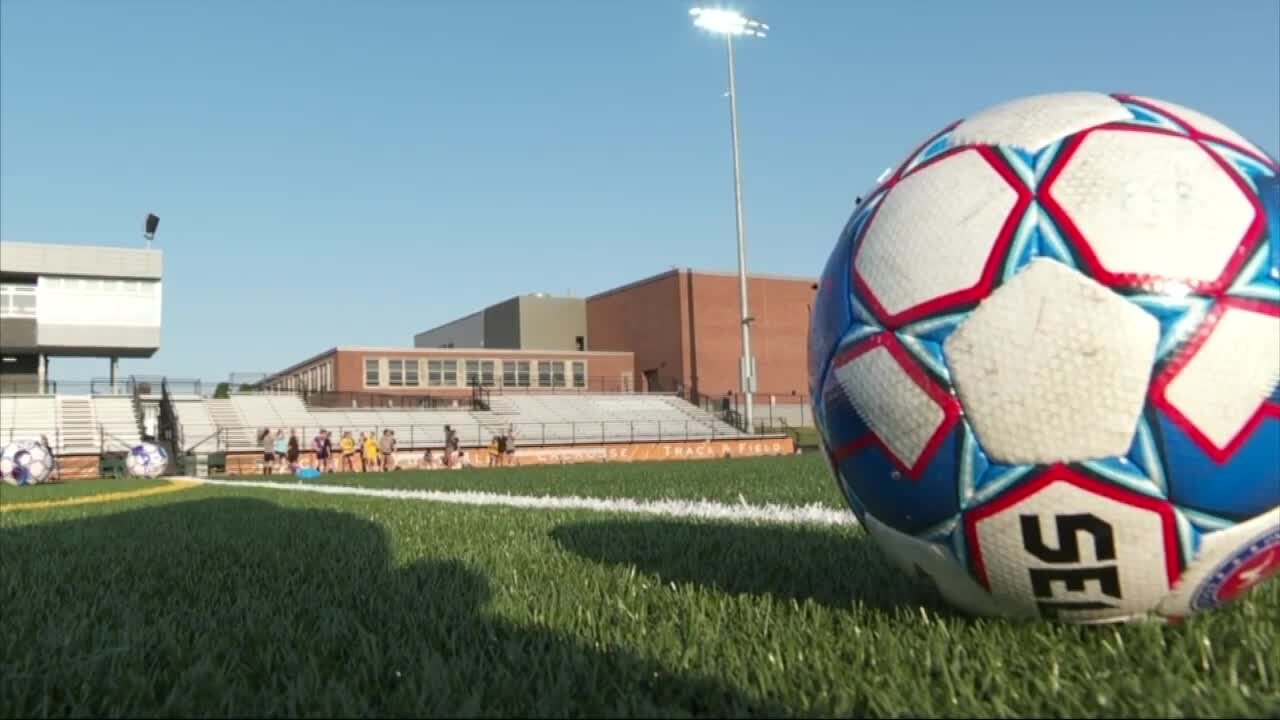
810, 91, 1279, 623
0, 440, 54, 486
126, 442, 169, 479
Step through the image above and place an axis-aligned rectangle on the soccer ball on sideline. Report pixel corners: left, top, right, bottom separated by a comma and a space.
126, 442, 170, 479
809, 91, 1279, 623
0, 439, 55, 486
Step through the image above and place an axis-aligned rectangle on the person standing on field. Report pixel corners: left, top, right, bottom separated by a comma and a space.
363, 431, 380, 472
259, 428, 276, 475
339, 431, 357, 473
286, 430, 301, 472
379, 429, 396, 471
313, 430, 332, 472
504, 427, 517, 467
273, 430, 288, 474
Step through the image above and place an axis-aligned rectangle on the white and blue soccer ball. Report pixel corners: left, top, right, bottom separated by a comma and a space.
810, 92, 1279, 624
126, 442, 169, 479
0, 439, 54, 486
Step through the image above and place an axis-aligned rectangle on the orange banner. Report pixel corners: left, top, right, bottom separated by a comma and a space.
222, 436, 796, 474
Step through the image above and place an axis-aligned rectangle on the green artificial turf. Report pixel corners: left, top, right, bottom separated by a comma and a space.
0, 476, 166, 505
789, 426, 821, 449
219, 453, 848, 509
1, 467, 1276, 718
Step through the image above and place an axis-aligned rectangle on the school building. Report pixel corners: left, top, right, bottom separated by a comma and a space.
261, 268, 819, 413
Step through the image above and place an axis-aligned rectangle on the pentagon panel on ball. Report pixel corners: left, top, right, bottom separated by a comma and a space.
809, 90, 1280, 624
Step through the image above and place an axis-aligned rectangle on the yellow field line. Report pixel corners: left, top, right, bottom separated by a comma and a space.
0, 479, 200, 512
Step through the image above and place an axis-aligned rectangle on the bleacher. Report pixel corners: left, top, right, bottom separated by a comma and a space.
170, 395, 220, 452
208, 392, 744, 451
205, 399, 255, 449
91, 397, 143, 452
0, 396, 58, 449
57, 396, 100, 454
0, 389, 749, 457
0, 395, 143, 453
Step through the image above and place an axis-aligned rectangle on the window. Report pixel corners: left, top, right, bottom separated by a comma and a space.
365, 358, 380, 386
572, 361, 586, 388
388, 359, 404, 386
428, 359, 458, 387
503, 360, 530, 387
468, 359, 496, 386
405, 360, 419, 387
538, 361, 566, 387
0, 284, 36, 318
575, 336, 585, 351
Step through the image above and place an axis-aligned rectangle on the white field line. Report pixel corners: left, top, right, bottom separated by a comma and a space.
184, 477, 858, 527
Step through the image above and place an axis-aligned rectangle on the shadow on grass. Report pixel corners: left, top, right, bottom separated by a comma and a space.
551, 519, 956, 616
0, 498, 788, 718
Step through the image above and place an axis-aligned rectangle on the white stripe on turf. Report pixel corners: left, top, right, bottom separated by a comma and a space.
186, 477, 857, 527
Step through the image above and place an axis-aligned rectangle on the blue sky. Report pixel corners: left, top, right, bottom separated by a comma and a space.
2, 0, 1277, 383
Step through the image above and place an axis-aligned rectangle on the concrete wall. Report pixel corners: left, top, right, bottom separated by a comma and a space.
0, 318, 37, 351
0, 243, 162, 359
33, 276, 162, 357
0, 241, 162, 279
518, 296, 586, 351
36, 325, 162, 357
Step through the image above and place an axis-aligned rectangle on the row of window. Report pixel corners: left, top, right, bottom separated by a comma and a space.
0, 285, 35, 318
1, 279, 160, 321
43, 277, 154, 294
265, 362, 334, 393
364, 357, 587, 388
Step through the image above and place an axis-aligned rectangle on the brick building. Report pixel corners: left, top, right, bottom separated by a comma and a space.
586, 269, 818, 399
261, 346, 635, 401
262, 267, 818, 406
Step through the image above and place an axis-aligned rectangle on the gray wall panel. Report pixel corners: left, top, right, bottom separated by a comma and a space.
483, 298, 521, 349
518, 296, 586, 351
414, 311, 485, 348
37, 324, 160, 356
0, 318, 37, 350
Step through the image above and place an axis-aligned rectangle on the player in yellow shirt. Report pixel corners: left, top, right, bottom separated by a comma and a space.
339, 431, 357, 473
487, 436, 500, 467
363, 432, 380, 472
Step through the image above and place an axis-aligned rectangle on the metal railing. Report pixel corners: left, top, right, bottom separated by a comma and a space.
0, 376, 206, 397
682, 389, 813, 431
0, 412, 799, 456
0, 426, 61, 451
303, 390, 467, 409
180, 417, 795, 454
478, 375, 637, 394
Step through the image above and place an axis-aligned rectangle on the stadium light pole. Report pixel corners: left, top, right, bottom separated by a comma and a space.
689, 6, 767, 433
143, 213, 159, 250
